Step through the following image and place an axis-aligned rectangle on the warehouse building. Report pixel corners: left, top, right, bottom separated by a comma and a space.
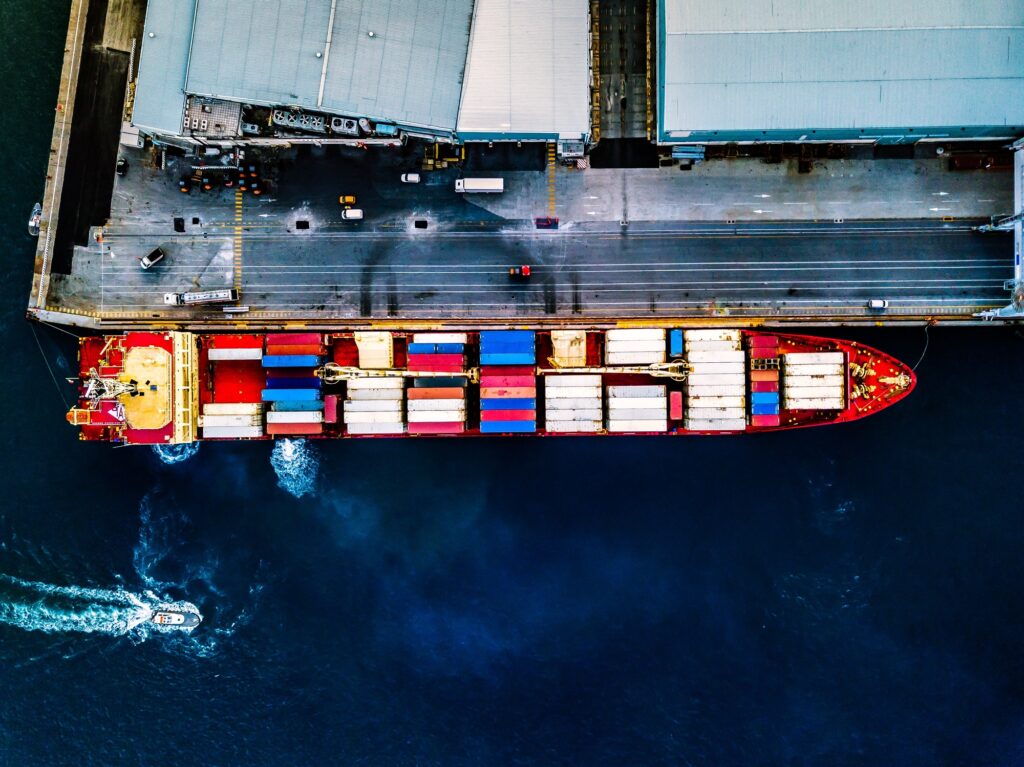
130, 0, 592, 152
657, 0, 1024, 145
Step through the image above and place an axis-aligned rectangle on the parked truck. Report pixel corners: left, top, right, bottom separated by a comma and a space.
455, 178, 504, 193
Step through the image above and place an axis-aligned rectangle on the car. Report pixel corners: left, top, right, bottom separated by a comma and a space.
177, 177, 191, 194
140, 247, 166, 270
509, 265, 531, 279
339, 195, 357, 205
867, 299, 889, 310
400, 173, 421, 184
115, 158, 129, 177
341, 208, 364, 220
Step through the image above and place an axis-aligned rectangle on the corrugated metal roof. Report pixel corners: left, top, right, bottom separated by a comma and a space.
456, 0, 591, 140
660, 0, 1024, 136
132, 0, 197, 135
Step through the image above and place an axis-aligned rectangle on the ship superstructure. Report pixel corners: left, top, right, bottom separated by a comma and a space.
67, 328, 915, 444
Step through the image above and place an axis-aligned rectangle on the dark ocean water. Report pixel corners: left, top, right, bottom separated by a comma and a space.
3, 3, 1024, 766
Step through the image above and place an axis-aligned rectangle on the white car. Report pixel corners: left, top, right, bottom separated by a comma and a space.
341, 208, 364, 220
141, 247, 166, 270
400, 173, 421, 184
867, 299, 889, 310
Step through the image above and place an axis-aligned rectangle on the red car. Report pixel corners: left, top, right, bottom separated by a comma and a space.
509, 265, 531, 279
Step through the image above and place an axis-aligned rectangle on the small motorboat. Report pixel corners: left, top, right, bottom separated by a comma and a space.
28, 203, 41, 237
149, 607, 202, 630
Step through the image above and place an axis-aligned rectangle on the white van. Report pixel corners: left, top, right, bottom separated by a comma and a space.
341, 208, 364, 220
400, 173, 421, 183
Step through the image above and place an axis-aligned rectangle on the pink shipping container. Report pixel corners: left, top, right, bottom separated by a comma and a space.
407, 354, 464, 372
480, 409, 536, 422
267, 422, 324, 436
407, 422, 466, 435
669, 391, 683, 420
749, 335, 779, 348
478, 375, 536, 388
324, 395, 339, 424
750, 381, 779, 393
751, 414, 781, 427
266, 333, 322, 346
480, 386, 537, 399
750, 348, 778, 359
479, 365, 534, 377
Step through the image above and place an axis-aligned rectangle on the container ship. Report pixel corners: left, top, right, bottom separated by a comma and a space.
65, 328, 915, 445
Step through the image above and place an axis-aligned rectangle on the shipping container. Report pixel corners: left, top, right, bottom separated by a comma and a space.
346, 422, 407, 435
407, 354, 465, 369
354, 331, 393, 369
684, 340, 741, 352
270, 400, 325, 412
750, 391, 780, 404
669, 329, 684, 357
544, 409, 603, 421
267, 411, 325, 425
606, 408, 666, 420
751, 414, 781, 427
607, 397, 667, 410
479, 386, 537, 399
751, 403, 780, 416
345, 388, 405, 400
686, 362, 745, 374
670, 391, 683, 420
749, 348, 778, 359
199, 414, 262, 428
784, 352, 844, 365
407, 410, 465, 423
479, 353, 536, 366
266, 332, 322, 346
606, 352, 666, 365
481, 398, 537, 410
782, 397, 845, 410
546, 420, 602, 433
544, 397, 602, 410
606, 329, 665, 341
476, 366, 534, 377
344, 399, 404, 412
684, 329, 741, 343
262, 355, 323, 368
343, 411, 405, 424
407, 387, 467, 400
784, 375, 844, 388
261, 377, 323, 390
550, 330, 587, 367
261, 388, 321, 402
406, 343, 464, 355
544, 386, 601, 399
607, 385, 666, 398
748, 335, 779, 348
606, 420, 667, 433
686, 351, 746, 363
407, 399, 467, 412
264, 344, 324, 357
685, 406, 745, 420
783, 364, 845, 377
686, 374, 745, 387
545, 374, 603, 388
688, 396, 746, 408
266, 368, 319, 379
605, 340, 667, 353
412, 333, 468, 344
406, 422, 465, 435
324, 395, 339, 424
684, 418, 746, 431
479, 330, 534, 347
750, 381, 780, 393
412, 376, 468, 388
478, 375, 536, 388
266, 422, 324, 436
203, 402, 263, 415
201, 425, 265, 439
208, 347, 263, 361
347, 377, 405, 389
784, 385, 844, 399
687, 384, 746, 396
480, 410, 536, 422
479, 420, 536, 433
749, 370, 780, 382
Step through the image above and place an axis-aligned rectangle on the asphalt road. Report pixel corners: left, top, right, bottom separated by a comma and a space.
94, 221, 1013, 319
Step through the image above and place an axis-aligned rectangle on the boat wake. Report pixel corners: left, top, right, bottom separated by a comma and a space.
0, 574, 199, 638
152, 442, 200, 465
270, 438, 319, 498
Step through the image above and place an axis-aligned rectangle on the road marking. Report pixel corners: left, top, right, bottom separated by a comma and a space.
547, 142, 557, 218
233, 190, 243, 291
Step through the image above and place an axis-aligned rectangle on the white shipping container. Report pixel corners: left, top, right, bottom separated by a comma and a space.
686, 374, 745, 387
407, 410, 465, 423
684, 418, 747, 431
607, 408, 666, 420
684, 340, 741, 352
208, 347, 263, 361
686, 351, 746, 363
606, 420, 667, 433
605, 340, 666, 353
545, 420, 602, 433
607, 385, 666, 398
202, 425, 265, 439
407, 399, 466, 412
412, 333, 468, 344
346, 422, 406, 435
785, 365, 844, 377
343, 411, 404, 424
783, 398, 845, 410
545, 386, 602, 399
687, 384, 746, 397
544, 375, 603, 388
544, 409, 603, 421
344, 399, 404, 412
607, 397, 667, 410
688, 396, 746, 408
784, 352, 844, 365
606, 352, 666, 365
684, 329, 741, 343
686, 406, 746, 420
346, 377, 405, 389
688, 362, 746, 375
203, 402, 263, 416
199, 414, 262, 428
785, 374, 844, 387
346, 388, 405, 400
267, 411, 325, 424
544, 397, 602, 410
606, 329, 666, 342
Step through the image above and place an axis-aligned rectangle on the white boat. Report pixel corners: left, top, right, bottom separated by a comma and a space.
28, 203, 41, 237
149, 606, 202, 629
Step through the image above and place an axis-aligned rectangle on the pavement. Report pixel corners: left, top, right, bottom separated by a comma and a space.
41, 144, 1016, 323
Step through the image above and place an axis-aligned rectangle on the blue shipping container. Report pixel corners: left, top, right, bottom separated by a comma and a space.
479, 330, 534, 345
272, 400, 325, 412
669, 329, 683, 357
262, 355, 323, 368
261, 389, 322, 402
480, 420, 537, 434
480, 398, 536, 410
479, 353, 535, 366
751, 403, 780, 416
751, 392, 780, 405
407, 343, 464, 355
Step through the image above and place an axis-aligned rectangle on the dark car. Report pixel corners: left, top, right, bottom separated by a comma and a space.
115, 158, 129, 176
178, 177, 192, 194
509, 265, 531, 279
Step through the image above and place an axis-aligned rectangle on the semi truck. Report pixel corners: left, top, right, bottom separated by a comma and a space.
455, 178, 504, 193
164, 288, 239, 306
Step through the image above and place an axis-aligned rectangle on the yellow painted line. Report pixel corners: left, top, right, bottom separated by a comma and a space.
546, 142, 557, 218
233, 190, 244, 292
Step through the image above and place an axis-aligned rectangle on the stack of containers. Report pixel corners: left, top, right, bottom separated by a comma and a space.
604, 329, 666, 365
479, 331, 536, 434
606, 385, 668, 432
344, 378, 405, 435
782, 352, 846, 410
262, 333, 326, 436
406, 334, 469, 435
543, 375, 602, 433
684, 329, 747, 431
353, 332, 393, 369
199, 403, 264, 439
549, 330, 587, 368
748, 335, 781, 427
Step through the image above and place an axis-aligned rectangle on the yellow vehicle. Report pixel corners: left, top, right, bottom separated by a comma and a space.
339, 195, 357, 206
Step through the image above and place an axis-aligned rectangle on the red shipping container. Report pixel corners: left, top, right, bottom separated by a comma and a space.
480, 409, 536, 422
751, 414, 781, 427
478, 375, 536, 388
209, 334, 264, 349
266, 333, 322, 346
323, 395, 339, 424
749, 335, 779, 348
407, 387, 465, 400
480, 386, 537, 399
669, 391, 683, 420
407, 422, 466, 435
750, 381, 780, 393
478, 365, 534, 377
751, 370, 780, 382
750, 348, 778, 359
265, 344, 325, 356
266, 422, 324, 436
